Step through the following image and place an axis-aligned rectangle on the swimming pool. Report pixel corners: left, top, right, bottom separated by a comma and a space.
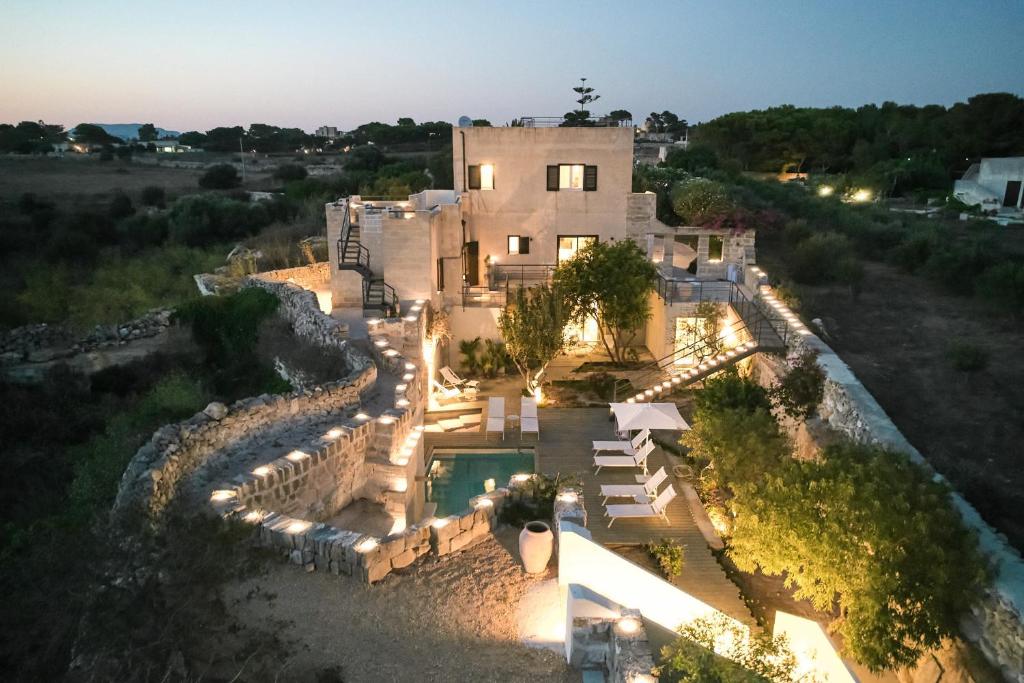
425, 450, 535, 517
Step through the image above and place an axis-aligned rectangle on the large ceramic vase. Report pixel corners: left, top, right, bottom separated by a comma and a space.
519, 521, 554, 574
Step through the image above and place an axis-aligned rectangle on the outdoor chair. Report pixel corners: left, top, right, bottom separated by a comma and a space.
485, 396, 505, 440
440, 366, 480, 392
431, 379, 461, 402
604, 485, 677, 528
592, 428, 651, 456
593, 439, 654, 475
520, 396, 539, 439
599, 466, 668, 505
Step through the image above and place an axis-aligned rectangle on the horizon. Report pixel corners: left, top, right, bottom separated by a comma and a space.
2, 0, 1023, 132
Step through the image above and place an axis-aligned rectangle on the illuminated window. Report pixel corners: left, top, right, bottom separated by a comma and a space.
547, 165, 597, 191
508, 235, 529, 255
559, 164, 584, 190
557, 235, 597, 263
468, 164, 494, 190
708, 236, 724, 262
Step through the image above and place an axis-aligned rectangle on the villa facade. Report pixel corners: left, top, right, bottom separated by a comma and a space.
326, 123, 758, 357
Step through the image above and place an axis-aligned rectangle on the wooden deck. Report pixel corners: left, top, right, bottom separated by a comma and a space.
424, 404, 753, 624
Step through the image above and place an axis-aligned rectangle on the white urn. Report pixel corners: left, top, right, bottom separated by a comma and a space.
518, 521, 554, 574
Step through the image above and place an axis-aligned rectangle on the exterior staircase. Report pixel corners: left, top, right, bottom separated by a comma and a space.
615, 280, 789, 403
336, 204, 400, 317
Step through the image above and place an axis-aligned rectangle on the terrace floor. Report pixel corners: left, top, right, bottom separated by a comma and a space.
424, 403, 753, 625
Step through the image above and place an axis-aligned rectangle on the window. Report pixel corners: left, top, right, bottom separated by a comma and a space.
467, 164, 494, 190
708, 235, 724, 262
557, 235, 597, 263
507, 235, 529, 255
547, 165, 598, 191
436, 257, 445, 292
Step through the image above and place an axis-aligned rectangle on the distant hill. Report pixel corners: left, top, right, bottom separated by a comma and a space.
74, 124, 182, 141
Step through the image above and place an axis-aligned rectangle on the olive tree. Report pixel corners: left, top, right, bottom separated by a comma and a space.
553, 239, 657, 364
657, 613, 797, 682
498, 284, 568, 394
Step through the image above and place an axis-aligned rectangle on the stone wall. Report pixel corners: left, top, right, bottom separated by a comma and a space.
247, 276, 349, 346
252, 262, 330, 290
749, 280, 1024, 682
568, 611, 656, 683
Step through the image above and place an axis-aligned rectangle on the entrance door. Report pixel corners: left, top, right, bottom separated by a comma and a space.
1003, 180, 1022, 208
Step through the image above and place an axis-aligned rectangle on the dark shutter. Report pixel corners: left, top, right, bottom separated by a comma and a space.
519, 236, 530, 255
436, 258, 445, 292
468, 165, 481, 190
546, 165, 559, 191
464, 241, 479, 286
583, 165, 598, 191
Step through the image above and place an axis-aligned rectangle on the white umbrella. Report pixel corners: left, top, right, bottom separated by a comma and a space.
609, 402, 690, 433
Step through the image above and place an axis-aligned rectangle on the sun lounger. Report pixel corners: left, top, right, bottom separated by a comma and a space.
486, 396, 505, 440
592, 428, 651, 456
431, 379, 461, 401
441, 366, 480, 392
521, 396, 537, 418
604, 485, 677, 528
593, 439, 654, 475
599, 467, 668, 504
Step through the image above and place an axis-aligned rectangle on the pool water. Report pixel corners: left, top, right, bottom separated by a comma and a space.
426, 451, 535, 517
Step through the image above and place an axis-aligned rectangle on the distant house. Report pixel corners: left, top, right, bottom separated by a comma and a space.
316, 126, 339, 140
153, 140, 199, 153
954, 157, 1024, 213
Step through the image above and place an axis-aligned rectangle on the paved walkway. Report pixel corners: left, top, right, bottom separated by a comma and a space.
425, 406, 753, 625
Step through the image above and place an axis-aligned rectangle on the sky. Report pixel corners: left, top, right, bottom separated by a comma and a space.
1, 0, 1023, 133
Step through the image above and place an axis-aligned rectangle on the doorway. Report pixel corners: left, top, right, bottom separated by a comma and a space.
1003, 180, 1022, 208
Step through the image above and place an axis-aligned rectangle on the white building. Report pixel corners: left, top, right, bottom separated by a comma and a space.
316, 126, 339, 140
326, 122, 757, 357
954, 157, 1024, 214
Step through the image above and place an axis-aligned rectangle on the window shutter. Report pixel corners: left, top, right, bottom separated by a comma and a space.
546, 165, 559, 191
583, 165, 598, 191
468, 165, 481, 190
519, 236, 530, 255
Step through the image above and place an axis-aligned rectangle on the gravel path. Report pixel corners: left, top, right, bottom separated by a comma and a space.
223, 529, 578, 682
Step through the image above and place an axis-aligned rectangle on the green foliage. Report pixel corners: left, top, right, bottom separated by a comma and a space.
587, 371, 618, 400
947, 341, 989, 373
769, 350, 825, 419
975, 261, 1024, 315
140, 184, 166, 208
663, 145, 719, 174
670, 178, 734, 224
117, 212, 169, 251
658, 613, 797, 683
553, 239, 657, 363
72, 123, 121, 145
729, 442, 988, 671
458, 337, 482, 375
0, 120, 66, 153
108, 192, 135, 221
167, 193, 270, 246
274, 163, 308, 182
694, 368, 773, 415
198, 163, 241, 189
136, 123, 157, 142
498, 284, 569, 390
497, 474, 580, 527
789, 231, 856, 285
646, 537, 685, 579
176, 288, 279, 364
478, 338, 512, 379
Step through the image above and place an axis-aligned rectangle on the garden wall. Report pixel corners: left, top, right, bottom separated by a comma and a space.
252, 262, 330, 291
749, 281, 1024, 682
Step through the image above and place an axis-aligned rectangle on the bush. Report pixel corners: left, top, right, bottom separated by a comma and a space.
273, 163, 308, 182
670, 178, 733, 225
167, 194, 271, 246
789, 231, 856, 285
975, 261, 1024, 315
140, 185, 166, 208
947, 341, 989, 373
646, 538, 685, 579
587, 371, 617, 400
497, 474, 580, 527
769, 350, 825, 419
116, 213, 169, 251
199, 163, 241, 189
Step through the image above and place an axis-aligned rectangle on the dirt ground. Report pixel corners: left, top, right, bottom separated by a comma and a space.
220, 529, 577, 682
754, 253, 1024, 549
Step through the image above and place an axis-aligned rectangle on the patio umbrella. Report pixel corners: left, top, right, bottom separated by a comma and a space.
609, 402, 690, 433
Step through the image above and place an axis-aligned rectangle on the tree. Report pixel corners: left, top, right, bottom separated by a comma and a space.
470, 119, 492, 127
553, 239, 657, 363
563, 77, 600, 126
396, 117, 415, 127
273, 164, 308, 182
497, 284, 569, 394
608, 109, 632, 123
179, 131, 207, 147
658, 613, 798, 683
137, 123, 157, 141
729, 442, 988, 671
769, 349, 825, 419
140, 185, 166, 208
72, 123, 121, 145
670, 178, 734, 225
199, 164, 241, 190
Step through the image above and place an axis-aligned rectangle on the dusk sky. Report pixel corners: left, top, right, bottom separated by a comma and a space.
2, 0, 1023, 132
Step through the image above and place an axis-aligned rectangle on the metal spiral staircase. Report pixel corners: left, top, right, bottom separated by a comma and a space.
336, 205, 400, 318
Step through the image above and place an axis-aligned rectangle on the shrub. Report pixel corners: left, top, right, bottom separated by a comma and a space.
175, 288, 280, 363
769, 350, 825, 419
199, 163, 241, 189
587, 371, 617, 400
975, 261, 1024, 315
140, 185, 166, 208
167, 194, 270, 246
117, 213, 169, 251
789, 231, 855, 285
947, 341, 989, 373
497, 473, 580, 527
670, 178, 733, 225
458, 337, 482, 375
646, 538, 685, 579
273, 163, 308, 182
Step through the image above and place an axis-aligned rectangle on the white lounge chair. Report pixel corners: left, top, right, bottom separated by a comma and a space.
486, 396, 505, 440
604, 485, 677, 528
600, 466, 669, 504
593, 439, 654, 475
431, 379, 461, 402
520, 396, 539, 439
593, 428, 651, 456
441, 366, 480, 392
